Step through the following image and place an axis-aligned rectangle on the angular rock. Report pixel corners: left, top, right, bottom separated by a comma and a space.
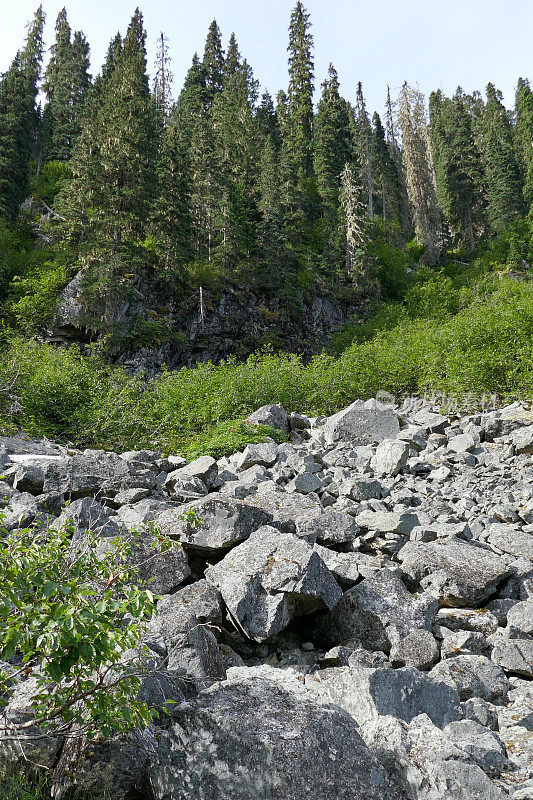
306, 664, 461, 727
430, 654, 509, 702
164, 456, 218, 492
399, 537, 513, 607
316, 568, 437, 651
235, 442, 279, 470
507, 600, 533, 637
437, 607, 499, 636
370, 439, 410, 477
205, 526, 342, 642
487, 524, 533, 561
313, 544, 360, 588
389, 627, 440, 670
323, 400, 400, 447
491, 638, 533, 677
512, 425, 533, 455
355, 509, 419, 535
299, 509, 360, 546
150, 665, 404, 800
245, 487, 323, 533
42, 451, 133, 498
246, 404, 290, 434
53, 497, 121, 538
157, 496, 273, 552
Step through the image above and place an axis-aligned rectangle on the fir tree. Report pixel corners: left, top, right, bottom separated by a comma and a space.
429, 88, 485, 249
339, 161, 375, 292
287, 1, 314, 177
313, 64, 352, 260
475, 83, 524, 232
173, 53, 206, 145
202, 20, 225, 107
42, 9, 91, 162
0, 6, 44, 220
354, 82, 374, 219
256, 91, 280, 147
151, 120, 193, 269
57, 9, 159, 298
370, 111, 403, 227
225, 33, 241, 79
514, 78, 533, 210
398, 82, 441, 265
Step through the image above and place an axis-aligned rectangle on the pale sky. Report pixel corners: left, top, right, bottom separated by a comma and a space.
0, 0, 530, 117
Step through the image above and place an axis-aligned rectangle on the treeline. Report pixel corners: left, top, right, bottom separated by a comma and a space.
1, 3, 533, 336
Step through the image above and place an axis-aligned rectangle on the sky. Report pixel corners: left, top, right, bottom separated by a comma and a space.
1, 0, 532, 117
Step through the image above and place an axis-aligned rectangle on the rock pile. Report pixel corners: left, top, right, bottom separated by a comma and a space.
1, 397, 532, 799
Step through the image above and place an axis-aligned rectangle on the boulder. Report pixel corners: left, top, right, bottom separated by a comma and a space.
246, 404, 290, 434
398, 537, 513, 607
205, 526, 342, 642
299, 509, 360, 546
156, 496, 273, 552
512, 425, 533, 455
316, 568, 437, 651
235, 442, 279, 470
149, 665, 404, 800
306, 664, 462, 728
430, 655, 509, 702
370, 439, 410, 477
491, 638, 533, 677
323, 400, 400, 447
53, 497, 121, 538
164, 456, 218, 492
42, 451, 133, 499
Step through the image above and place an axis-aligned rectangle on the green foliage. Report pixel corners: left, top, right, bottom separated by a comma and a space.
7, 252, 73, 331
187, 419, 287, 460
31, 161, 72, 207
0, 521, 166, 740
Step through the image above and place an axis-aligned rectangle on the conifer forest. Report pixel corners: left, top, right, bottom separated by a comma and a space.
0, 3, 532, 450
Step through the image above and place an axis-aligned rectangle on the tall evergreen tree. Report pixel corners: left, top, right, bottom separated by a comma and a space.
286, 1, 314, 177
225, 33, 241, 79
354, 82, 374, 219
313, 64, 352, 258
42, 9, 91, 162
514, 77, 533, 210
57, 8, 159, 299
153, 32, 173, 120
429, 88, 485, 249
475, 83, 524, 232
339, 161, 375, 292
398, 82, 441, 265
0, 6, 44, 220
151, 120, 193, 269
202, 20, 225, 107
173, 53, 206, 144
256, 91, 280, 147
370, 111, 403, 227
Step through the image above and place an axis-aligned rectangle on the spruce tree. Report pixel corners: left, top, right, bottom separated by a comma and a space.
57, 9, 159, 301
202, 20, 225, 107
153, 32, 173, 120
354, 82, 374, 219
173, 54, 206, 145
370, 111, 403, 227
256, 91, 280, 147
429, 88, 485, 249
398, 82, 441, 265
42, 9, 91, 162
475, 84, 524, 232
151, 120, 193, 269
225, 33, 241, 79
514, 78, 533, 210
286, 1, 314, 177
339, 161, 375, 292
0, 6, 44, 220
313, 63, 352, 261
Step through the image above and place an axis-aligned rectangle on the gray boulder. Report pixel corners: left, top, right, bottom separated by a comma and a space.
370, 439, 410, 477
430, 655, 509, 702
306, 664, 462, 728
491, 638, 533, 677
323, 400, 400, 447
42, 451, 133, 498
512, 425, 533, 455
299, 509, 360, 546
235, 442, 279, 470
164, 456, 218, 492
156, 496, 273, 552
205, 526, 342, 642
506, 600, 533, 637
246, 404, 290, 434
317, 568, 437, 651
149, 665, 404, 800
53, 497, 121, 538
398, 537, 513, 606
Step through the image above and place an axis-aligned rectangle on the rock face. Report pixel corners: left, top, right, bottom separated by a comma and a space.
149, 666, 405, 800
3, 397, 533, 799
